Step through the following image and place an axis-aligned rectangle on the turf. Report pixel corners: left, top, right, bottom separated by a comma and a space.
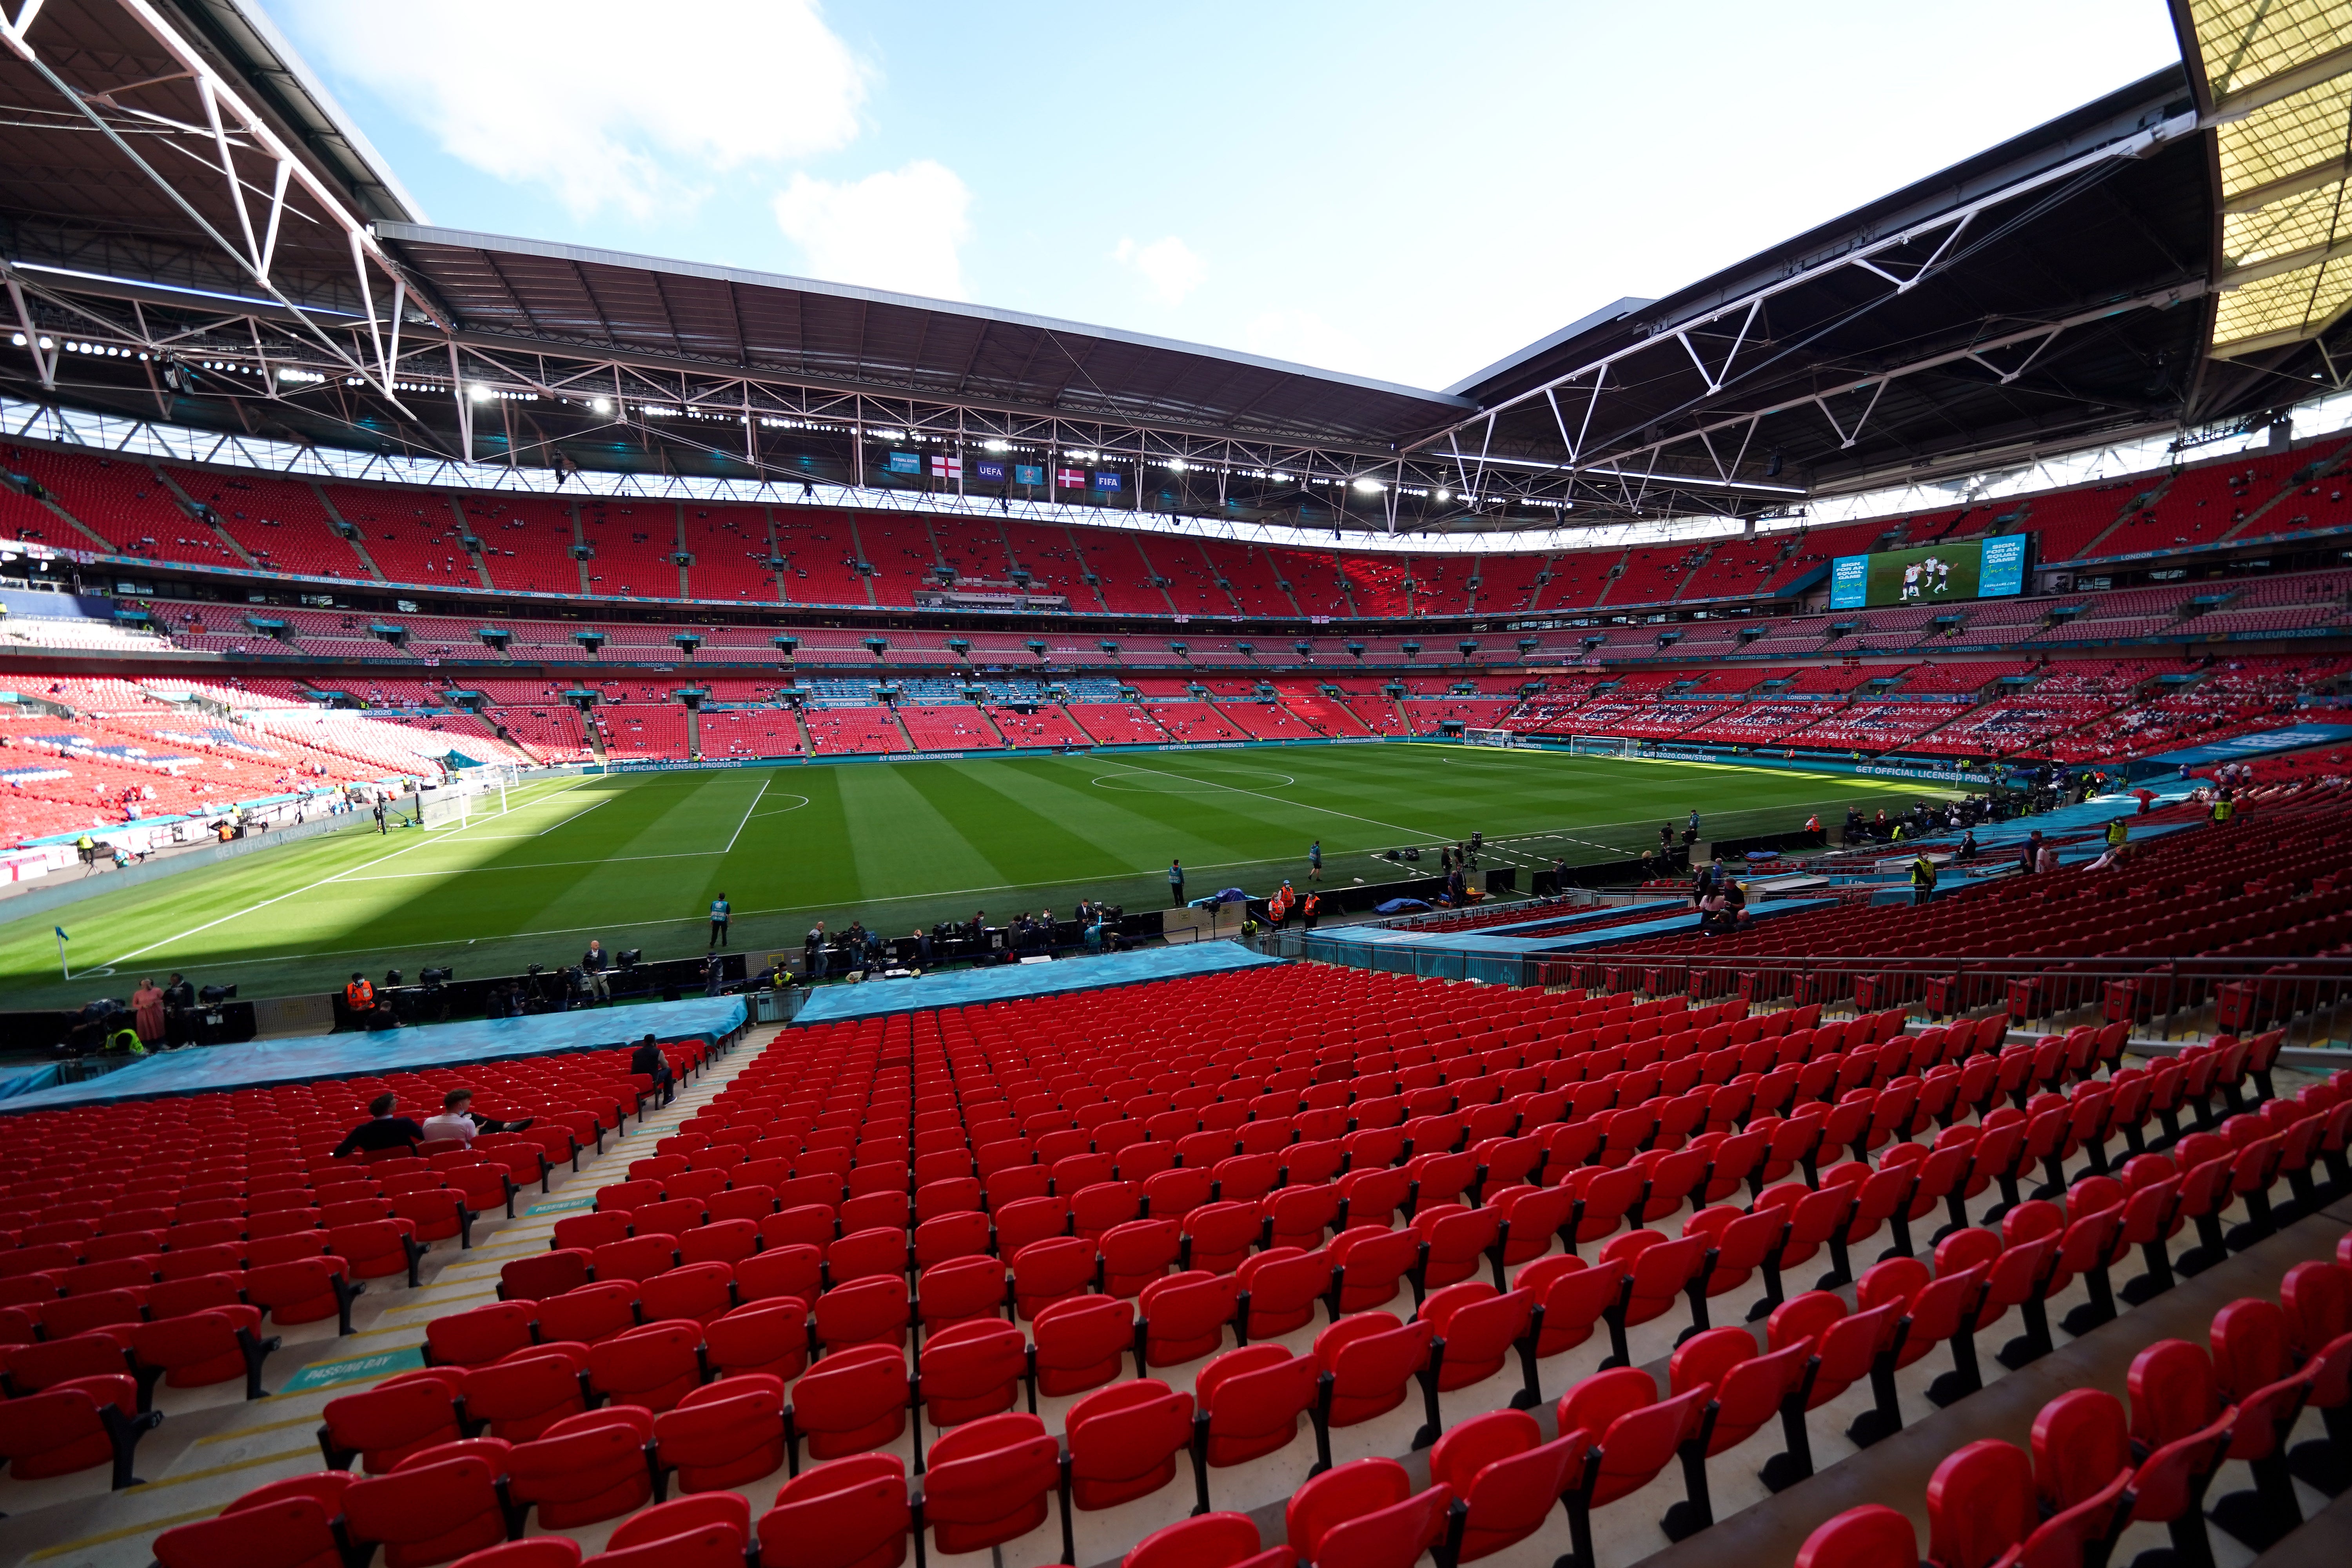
0, 746, 1954, 1007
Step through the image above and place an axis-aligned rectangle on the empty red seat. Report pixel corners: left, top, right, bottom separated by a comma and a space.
534, 1278, 639, 1344
1924, 1439, 2035, 1568
1662, 1327, 1812, 1538
497, 1249, 590, 1303
1124, 1512, 1294, 1568
1285, 1457, 1452, 1568
783, 1343, 909, 1470
156, 1476, 354, 1568
1192, 1345, 1319, 1508
917, 1317, 1027, 1427
639, 1260, 737, 1325
506, 1407, 656, 1527
705, 1298, 810, 1381
341, 1453, 513, 1568
1428, 1408, 1587, 1562
1795, 1505, 1918, 1568
1558, 1367, 1709, 1568
320, 1372, 466, 1472
913, 1412, 1063, 1559
1139, 1270, 1238, 1367
756, 1454, 909, 1568
0, 1372, 160, 1488
244, 1258, 360, 1333
605, 1492, 750, 1554
591, 1234, 681, 1285
461, 1349, 591, 1441
1066, 1379, 1194, 1511
425, 1302, 536, 1368
653, 1375, 786, 1493
131, 1306, 278, 1401
2205, 1294, 2317, 1548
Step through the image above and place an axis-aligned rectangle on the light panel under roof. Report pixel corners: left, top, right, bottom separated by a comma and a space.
2196, 0, 2350, 100
2215, 249, 2352, 346
2187, 0, 2352, 355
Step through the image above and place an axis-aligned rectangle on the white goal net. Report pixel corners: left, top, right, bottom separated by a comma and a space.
1568, 734, 1637, 758
1463, 728, 1530, 749
418, 763, 526, 826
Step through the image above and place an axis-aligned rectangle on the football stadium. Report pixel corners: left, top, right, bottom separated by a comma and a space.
2, 4, 2351, 1568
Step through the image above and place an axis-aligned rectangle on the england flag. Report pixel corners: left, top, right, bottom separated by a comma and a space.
929, 454, 962, 481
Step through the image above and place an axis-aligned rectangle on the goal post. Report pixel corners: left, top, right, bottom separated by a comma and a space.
1463, 727, 1529, 750
1567, 734, 1637, 758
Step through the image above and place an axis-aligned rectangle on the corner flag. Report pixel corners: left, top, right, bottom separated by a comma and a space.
54, 926, 67, 980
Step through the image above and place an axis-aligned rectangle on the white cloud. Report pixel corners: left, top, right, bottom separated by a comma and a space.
773, 161, 972, 298
272, 0, 864, 220
1112, 236, 1206, 306
1242, 310, 1376, 377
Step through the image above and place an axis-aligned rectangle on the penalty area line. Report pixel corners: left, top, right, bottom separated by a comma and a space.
723, 777, 769, 855
101, 775, 598, 967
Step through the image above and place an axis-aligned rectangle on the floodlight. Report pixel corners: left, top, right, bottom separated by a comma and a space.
1435, 488, 1452, 502
592, 397, 612, 414
1352, 478, 1383, 494
468, 384, 492, 401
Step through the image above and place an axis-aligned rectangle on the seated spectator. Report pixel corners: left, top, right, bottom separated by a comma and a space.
629, 1033, 675, 1105
419, 1089, 532, 1147
332, 1093, 425, 1159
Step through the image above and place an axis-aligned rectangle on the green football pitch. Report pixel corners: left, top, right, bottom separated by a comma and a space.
0, 746, 1958, 1007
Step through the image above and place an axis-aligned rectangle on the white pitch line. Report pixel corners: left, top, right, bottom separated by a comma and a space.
722, 776, 769, 855
102, 776, 597, 966
1090, 757, 1451, 842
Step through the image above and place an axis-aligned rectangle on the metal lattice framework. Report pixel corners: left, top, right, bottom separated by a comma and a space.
5, 2, 2350, 536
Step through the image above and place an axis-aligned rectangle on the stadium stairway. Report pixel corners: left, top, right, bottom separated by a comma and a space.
0, 1024, 781, 1568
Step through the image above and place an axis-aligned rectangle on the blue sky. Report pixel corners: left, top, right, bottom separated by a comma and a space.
263, 0, 2185, 392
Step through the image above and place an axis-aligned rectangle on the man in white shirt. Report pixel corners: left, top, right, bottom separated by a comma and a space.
419, 1088, 532, 1146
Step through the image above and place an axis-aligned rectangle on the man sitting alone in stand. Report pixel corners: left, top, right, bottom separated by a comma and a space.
629, 1033, 675, 1105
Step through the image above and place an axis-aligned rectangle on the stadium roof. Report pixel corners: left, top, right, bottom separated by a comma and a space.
373, 224, 1473, 447
2, 0, 2349, 536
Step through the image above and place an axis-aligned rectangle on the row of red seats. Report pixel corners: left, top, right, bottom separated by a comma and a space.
0, 1040, 725, 1500
87, 968, 2277, 1568
163, 1080, 2352, 1568
1797, 1249, 2352, 1568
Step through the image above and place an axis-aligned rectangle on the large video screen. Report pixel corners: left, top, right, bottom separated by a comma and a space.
1828, 535, 2027, 610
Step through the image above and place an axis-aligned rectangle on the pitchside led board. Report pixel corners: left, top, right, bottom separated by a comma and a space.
1828, 535, 2028, 610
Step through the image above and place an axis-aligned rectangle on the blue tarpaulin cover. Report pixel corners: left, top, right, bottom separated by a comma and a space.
791, 942, 1281, 1024
0, 996, 746, 1114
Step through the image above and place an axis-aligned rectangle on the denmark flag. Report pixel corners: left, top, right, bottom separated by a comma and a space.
1055, 468, 1087, 488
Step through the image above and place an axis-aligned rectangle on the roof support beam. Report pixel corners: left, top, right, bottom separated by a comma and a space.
2221, 234, 2352, 289
4, 273, 54, 390
2205, 39, 2352, 123
1538, 277, 2206, 482
0, 0, 439, 416
1405, 114, 2190, 466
